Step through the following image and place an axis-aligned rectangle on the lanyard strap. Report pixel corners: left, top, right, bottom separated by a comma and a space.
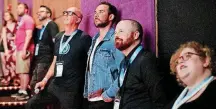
39, 20, 51, 40
119, 45, 143, 86
172, 76, 214, 109
59, 30, 78, 54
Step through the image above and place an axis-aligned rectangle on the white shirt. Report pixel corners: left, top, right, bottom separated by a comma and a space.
89, 39, 100, 73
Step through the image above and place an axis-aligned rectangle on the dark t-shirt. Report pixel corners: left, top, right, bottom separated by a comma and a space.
34, 21, 59, 63
53, 30, 92, 91
165, 80, 216, 109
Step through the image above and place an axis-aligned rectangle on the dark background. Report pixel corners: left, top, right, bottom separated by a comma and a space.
157, 0, 216, 101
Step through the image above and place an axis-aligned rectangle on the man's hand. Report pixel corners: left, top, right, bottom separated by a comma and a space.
34, 80, 47, 92
21, 50, 27, 60
88, 89, 103, 98
102, 95, 113, 102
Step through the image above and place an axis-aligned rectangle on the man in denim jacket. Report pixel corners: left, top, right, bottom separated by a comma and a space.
83, 2, 124, 109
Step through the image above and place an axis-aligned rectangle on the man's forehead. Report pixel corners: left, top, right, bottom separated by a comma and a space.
67, 8, 75, 11
96, 4, 109, 11
18, 4, 24, 8
118, 21, 132, 27
67, 7, 80, 12
39, 7, 46, 11
116, 21, 135, 32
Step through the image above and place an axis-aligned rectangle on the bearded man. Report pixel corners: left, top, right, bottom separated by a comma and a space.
83, 2, 124, 109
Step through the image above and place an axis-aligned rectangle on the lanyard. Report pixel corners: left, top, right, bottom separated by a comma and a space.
59, 30, 77, 54
172, 76, 214, 109
119, 45, 143, 86
39, 20, 51, 40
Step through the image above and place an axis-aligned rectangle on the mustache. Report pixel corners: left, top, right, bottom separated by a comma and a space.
115, 37, 122, 40
94, 18, 102, 21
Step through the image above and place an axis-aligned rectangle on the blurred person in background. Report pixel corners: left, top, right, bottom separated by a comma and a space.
0, 11, 18, 86
30, 5, 59, 94
11, 3, 35, 100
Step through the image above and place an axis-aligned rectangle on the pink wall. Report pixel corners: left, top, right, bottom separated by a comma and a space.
0, 0, 3, 12
80, 0, 156, 52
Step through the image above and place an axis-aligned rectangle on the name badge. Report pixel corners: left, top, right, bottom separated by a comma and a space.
113, 93, 121, 109
34, 44, 39, 56
114, 99, 120, 109
56, 61, 64, 77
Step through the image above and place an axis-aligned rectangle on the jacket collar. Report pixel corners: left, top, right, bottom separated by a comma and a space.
125, 44, 143, 60
93, 28, 115, 42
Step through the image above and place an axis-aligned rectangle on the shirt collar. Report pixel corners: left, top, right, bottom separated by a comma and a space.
43, 19, 52, 27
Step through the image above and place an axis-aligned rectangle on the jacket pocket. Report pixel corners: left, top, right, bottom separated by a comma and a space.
99, 49, 112, 57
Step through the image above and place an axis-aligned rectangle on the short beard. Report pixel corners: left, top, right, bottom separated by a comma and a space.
95, 21, 109, 28
18, 12, 25, 17
39, 16, 47, 21
115, 36, 134, 51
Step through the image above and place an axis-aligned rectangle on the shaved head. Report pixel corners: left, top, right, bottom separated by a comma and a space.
119, 19, 143, 41
63, 7, 83, 25
67, 7, 83, 20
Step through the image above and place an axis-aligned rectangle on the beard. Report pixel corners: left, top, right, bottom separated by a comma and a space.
18, 12, 25, 17
94, 19, 109, 28
115, 36, 134, 51
39, 16, 47, 21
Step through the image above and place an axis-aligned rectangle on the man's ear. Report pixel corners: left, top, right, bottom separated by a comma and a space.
25, 9, 28, 13
48, 13, 51, 18
109, 14, 114, 21
133, 31, 140, 40
76, 18, 81, 24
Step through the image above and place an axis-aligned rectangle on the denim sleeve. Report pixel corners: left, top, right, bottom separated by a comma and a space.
114, 48, 124, 68
102, 48, 124, 99
101, 77, 120, 99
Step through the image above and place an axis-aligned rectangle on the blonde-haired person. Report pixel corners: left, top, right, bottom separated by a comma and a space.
166, 41, 216, 109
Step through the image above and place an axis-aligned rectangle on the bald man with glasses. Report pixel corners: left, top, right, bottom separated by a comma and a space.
26, 7, 92, 109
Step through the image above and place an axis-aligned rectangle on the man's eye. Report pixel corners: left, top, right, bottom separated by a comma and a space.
99, 10, 104, 13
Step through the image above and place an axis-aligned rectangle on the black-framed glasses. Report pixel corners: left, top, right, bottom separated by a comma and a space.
63, 11, 78, 17
175, 52, 201, 65
36, 11, 49, 15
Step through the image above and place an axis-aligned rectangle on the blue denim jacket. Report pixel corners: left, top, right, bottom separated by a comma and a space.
83, 28, 124, 99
